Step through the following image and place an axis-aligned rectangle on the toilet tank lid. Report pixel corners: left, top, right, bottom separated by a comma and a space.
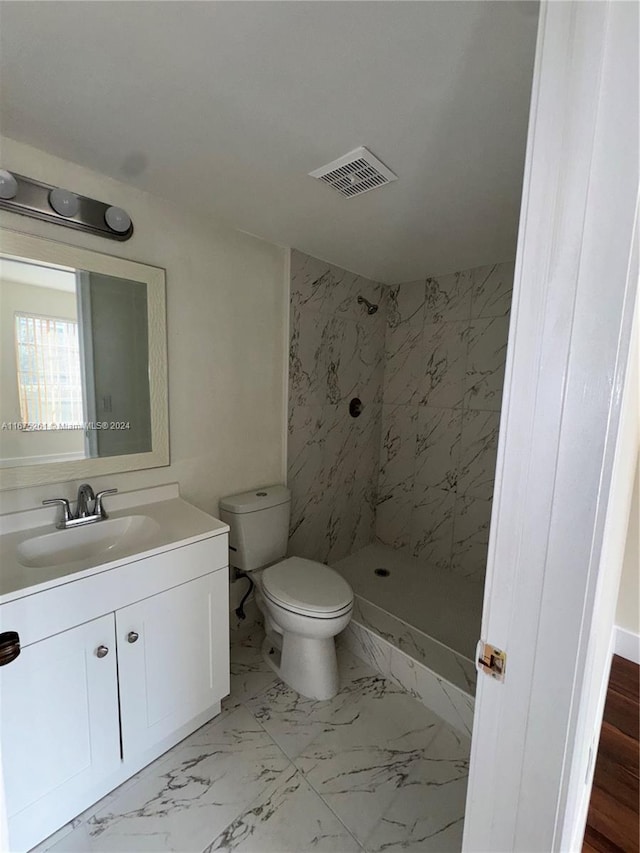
219, 485, 291, 514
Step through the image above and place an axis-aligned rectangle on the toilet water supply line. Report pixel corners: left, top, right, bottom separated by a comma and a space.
235, 571, 254, 620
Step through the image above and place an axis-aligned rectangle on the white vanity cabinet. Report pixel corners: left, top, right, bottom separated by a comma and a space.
1, 614, 122, 849
117, 569, 229, 757
0, 511, 230, 853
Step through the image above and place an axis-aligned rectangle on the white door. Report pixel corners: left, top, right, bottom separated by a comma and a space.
116, 572, 230, 759
1, 614, 121, 852
463, 2, 639, 851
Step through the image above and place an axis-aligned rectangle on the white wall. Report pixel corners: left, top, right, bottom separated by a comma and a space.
0, 136, 288, 517
616, 459, 639, 637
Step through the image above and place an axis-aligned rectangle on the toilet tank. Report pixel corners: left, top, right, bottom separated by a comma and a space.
219, 485, 291, 571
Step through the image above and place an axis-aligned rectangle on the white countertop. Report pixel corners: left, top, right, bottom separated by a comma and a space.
0, 484, 228, 604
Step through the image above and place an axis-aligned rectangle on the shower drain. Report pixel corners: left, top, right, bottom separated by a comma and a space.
374, 568, 390, 577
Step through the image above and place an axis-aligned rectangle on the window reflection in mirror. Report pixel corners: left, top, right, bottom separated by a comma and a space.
0, 256, 152, 468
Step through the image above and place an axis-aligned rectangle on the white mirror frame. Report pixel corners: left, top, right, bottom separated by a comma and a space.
0, 229, 169, 490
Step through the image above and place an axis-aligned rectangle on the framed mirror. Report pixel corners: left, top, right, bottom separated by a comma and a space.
0, 229, 169, 490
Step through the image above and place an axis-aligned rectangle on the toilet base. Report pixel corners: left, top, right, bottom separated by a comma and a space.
254, 582, 351, 701
261, 630, 340, 701
261, 632, 282, 673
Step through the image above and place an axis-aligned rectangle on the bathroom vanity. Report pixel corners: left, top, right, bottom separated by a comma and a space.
0, 484, 230, 853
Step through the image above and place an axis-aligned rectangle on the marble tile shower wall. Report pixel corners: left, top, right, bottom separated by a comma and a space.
288, 250, 386, 563
376, 262, 514, 580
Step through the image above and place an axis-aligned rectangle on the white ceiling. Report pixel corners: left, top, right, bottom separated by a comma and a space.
0, 1, 538, 283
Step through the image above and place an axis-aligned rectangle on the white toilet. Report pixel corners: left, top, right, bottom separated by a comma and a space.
219, 485, 353, 700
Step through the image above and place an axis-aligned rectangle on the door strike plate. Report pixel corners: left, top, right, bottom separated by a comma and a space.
476, 641, 507, 682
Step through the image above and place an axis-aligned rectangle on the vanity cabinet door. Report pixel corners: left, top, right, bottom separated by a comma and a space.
116, 570, 229, 759
1, 613, 121, 853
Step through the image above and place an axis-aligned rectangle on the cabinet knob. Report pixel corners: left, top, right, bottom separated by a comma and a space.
0, 631, 21, 666
127, 631, 139, 644
96, 645, 109, 658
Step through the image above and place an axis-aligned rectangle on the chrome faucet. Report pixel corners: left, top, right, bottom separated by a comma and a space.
75, 483, 95, 518
43, 484, 118, 530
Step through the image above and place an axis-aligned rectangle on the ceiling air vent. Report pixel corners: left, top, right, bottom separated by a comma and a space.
309, 147, 398, 199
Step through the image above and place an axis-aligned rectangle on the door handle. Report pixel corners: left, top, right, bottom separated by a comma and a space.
127, 631, 139, 644
95, 645, 109, 658
0, 631, 20, 666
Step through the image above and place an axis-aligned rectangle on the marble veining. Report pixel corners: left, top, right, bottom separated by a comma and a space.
33, 629, 471, 853
288, 251, 385, 564
418, 321, 468, 409
375, 259, 513, 580
289, 251, 512, 576
287, 252, 510, 743
339, 620, 475, 739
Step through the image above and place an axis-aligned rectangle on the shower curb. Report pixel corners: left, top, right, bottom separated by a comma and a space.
338, 620, 475, 737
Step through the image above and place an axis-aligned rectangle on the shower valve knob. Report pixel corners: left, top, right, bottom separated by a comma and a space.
349, 398, 363, 418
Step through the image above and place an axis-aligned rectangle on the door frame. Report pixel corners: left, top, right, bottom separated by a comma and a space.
463, 2, 639, 851
76, 270, 98, 458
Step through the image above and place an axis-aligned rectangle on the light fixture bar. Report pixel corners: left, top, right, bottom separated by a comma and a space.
0, 171, 133, 241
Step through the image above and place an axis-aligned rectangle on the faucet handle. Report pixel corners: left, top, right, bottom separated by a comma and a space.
42, 498, 72, 528
94, 489, 118, 519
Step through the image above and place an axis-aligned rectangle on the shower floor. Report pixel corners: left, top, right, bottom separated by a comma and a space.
333, 542, 484, 694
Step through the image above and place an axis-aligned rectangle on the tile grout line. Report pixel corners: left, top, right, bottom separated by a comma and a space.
289, 767, 369, 853
226, 655, 371, 852
196, 680, 300, 853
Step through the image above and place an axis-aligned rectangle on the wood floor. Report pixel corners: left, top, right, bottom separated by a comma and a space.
584, 654, 639, 853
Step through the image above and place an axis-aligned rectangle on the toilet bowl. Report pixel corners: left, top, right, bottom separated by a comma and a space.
218, 486, 354, 701
257, 557, 353, 700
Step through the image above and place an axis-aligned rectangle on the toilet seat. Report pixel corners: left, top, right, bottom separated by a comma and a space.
261, 557, 353, 619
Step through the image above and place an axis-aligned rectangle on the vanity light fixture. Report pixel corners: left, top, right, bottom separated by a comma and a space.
0, 171, 134, 241
48, 187, 80, 217
104, 205, 132, 233
0, 170, 18, 200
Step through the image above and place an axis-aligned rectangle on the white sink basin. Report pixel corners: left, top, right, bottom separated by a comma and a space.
16, 515, 161, 569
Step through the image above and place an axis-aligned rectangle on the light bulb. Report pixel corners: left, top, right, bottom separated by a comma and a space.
104, 206, 131, 233
0, 170, 18, 200
49, 187, 80, 217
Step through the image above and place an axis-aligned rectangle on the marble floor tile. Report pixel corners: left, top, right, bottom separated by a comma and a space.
204, 766, 362, 853
293, 678, 443, 845
31, 631, 472, 853
363, 724, 470, 852
229, 629, 279, 704
244, 650, 378, 760
41, 705, 291, 853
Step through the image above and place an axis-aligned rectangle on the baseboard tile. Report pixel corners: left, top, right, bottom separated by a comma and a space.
339, 620, 475, 737
614, 625, 640, 664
